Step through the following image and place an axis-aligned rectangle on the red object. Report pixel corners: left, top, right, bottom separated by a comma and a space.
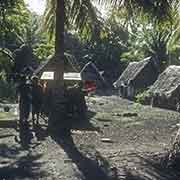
83, 80, 96, 93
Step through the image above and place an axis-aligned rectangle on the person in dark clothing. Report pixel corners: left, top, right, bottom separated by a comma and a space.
17, 75, 31, 123
16, 75, 32, 146
31, 76, 43, 126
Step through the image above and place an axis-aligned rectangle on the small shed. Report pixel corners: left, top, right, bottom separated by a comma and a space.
148, 65, 180, 110
80, 61, 107, 89
113, 57, 159, 99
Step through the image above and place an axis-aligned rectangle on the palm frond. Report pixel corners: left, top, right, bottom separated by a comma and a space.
42, 0, 103, 41
41, 0, 56, 40
0, 48, 14, 61
70, 0, 103, 40
98, 0, 180, 21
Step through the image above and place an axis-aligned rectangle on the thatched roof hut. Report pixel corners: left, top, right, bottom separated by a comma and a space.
80, 61, 107, 88
34, 53, 80, 77
113, 57, 159, 98
148, 65, 180, 110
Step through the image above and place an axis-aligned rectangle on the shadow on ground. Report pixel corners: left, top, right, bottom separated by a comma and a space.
33, 125, 48, 141
51, 132, 115, 180
50, 111, 117, 180
0, 120, 17, 128
49, 108, 180, 180
124, 153, 180, 180
0, 144, 48, 179
70, 110, 101, 132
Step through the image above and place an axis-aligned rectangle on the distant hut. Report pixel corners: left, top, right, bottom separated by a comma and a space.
34, 53, 80, 77
33, 53, 81, 91
113, 57, 159, 99
148, 65, 180, 110
80, 61, 107, 90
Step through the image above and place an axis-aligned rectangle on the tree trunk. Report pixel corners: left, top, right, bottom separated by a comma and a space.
48, 0, 68, 133
54, 0, 64, 82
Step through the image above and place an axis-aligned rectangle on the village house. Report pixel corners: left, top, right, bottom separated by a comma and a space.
148, 65, 180, 110
113, 57, 159, 99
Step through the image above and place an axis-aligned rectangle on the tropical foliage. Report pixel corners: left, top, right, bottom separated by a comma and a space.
43, 0, 103, 41
0, 0, 179, 99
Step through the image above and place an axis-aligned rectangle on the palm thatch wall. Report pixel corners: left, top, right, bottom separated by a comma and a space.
148, 65, 180, 110
113, 57, 159, 94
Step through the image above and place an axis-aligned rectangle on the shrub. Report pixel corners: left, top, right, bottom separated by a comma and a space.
135, 90, 151, 105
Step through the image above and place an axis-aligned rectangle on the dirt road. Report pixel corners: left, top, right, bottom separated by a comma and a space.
0, 96, 180, 180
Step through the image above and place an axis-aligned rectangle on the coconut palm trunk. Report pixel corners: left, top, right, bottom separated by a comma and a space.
54, 0, 64, 81
48, 0, 67, 133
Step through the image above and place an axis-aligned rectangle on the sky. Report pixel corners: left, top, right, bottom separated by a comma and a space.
24, 0, 108, 17
24, 0, 46, 15
92, 2, 110, 18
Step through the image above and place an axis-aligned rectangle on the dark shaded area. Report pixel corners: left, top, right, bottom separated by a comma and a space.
51, 133, 115, 180
50, 112, 117, 180
15, 121, 33, 149
125, 154, 180, 180
70, 110, 100, 132
0, 144, 47, 180
0, 144, 22, 159
80, 61, 108, 88
0, 120, 17, 128
33, 124, 48, 141
12, 44, 38, 76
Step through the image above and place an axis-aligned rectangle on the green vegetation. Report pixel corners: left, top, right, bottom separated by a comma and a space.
0, 0, 179, 100
135, 90, 151, 104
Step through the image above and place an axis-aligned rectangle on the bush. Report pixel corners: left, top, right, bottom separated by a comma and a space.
135, 90, 151, 105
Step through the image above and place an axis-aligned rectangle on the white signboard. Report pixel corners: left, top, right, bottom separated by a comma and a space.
40, 71, 54, 80
63, 73, 81, 81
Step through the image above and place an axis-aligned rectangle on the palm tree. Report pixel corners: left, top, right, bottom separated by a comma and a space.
46, 0, 178, 77
45, 0, 103, 132
48, 0, 178, 81
53, 0, 64, 82
45, 0, 179, 131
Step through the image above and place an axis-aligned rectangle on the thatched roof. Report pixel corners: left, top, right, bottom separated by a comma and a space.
149, 65, 180, 97
80, 61, 103, 81
114, 57, 158, 89
34, 53, 80, 76
80, 61, 107, 87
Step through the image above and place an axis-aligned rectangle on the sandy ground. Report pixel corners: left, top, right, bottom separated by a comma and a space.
0, 95, 180, 180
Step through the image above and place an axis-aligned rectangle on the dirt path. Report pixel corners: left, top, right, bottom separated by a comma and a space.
0, 95, 180, 180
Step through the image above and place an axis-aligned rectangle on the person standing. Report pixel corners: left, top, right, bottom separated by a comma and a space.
18, 75, 31, 123
16, 75, 32, 145
31, 76, 43, 126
